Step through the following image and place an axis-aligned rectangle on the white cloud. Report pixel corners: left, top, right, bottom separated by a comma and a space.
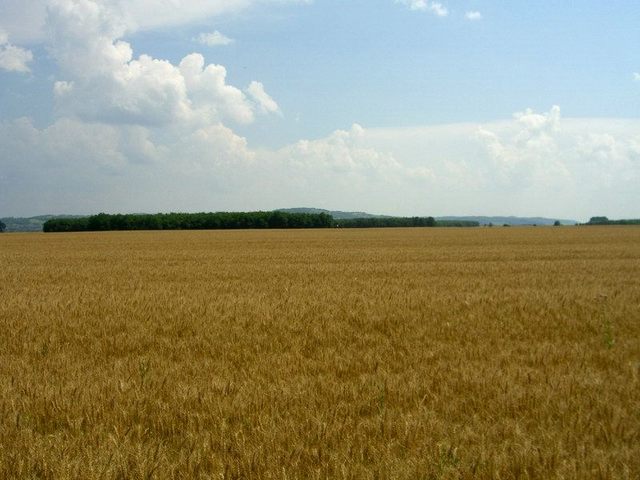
475, 106, 569, 189
349, 109, 640, 218
0, 0, 291, 216
1, 109, 640, 219
45, 0, 275, 127
0, 2, 637, 220
396, 0, 448, 16
397, 0, 425, 11
634, 72, 640, 81
275, 124, 402, 175
246, 81, 281, 115
118, 0, 312, 33
0, 119, 430, 216
179, 53, 256, 125
196, 31, 234, 47
53, 80, 74, 96
465, 11, 482, 21
254, 124, 435, 211
513, 105, 561, 135
0, 0, 310, 42
0, 115, 254, 215
471, 107, 640, 215
429, 3, 448, 17
0, 30, 33, 72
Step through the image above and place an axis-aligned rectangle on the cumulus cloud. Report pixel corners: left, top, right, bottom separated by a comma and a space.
2, 109, 640, 218
0, 115, 255, 215
513, 105, 561, 136
352, 109, 640, 218
471, 107, 640, 218
179, 53, 256, 125
573, 130, 640, 189
0, 30, 33, 72
275, 124, 402, 174
0, 2, 637, 220
396, 0, 448, 16
465, 11, 482, 21
45, 0, 275, 127
196, 31, 234, 47
250, 124, 435, 211
0, 119, 431, 216
475, 106, 569, 189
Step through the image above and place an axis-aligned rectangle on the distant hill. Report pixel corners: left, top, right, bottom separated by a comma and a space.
276, 208, 391, 220
0, 215, 86, 232
436, 216, 578, 226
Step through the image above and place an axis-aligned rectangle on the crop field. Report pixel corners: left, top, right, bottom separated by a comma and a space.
1, 226, 639, 479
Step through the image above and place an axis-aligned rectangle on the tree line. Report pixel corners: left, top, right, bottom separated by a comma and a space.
42, 212, 480, 232
43, 212, 335, 232
585, 216, 640, 226
336, 217, 478, 228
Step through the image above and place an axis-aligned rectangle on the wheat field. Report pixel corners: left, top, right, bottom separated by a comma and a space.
1, 226, 639, 479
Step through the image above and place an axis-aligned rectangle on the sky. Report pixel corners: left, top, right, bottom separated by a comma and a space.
0, 0, 639, 220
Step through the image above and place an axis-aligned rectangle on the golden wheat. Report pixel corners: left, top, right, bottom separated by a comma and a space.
1, 226, 639, 479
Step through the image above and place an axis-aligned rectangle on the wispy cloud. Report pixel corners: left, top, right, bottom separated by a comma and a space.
196, 31, 234, 47
396, 0, 448, 17
0, 0, 312, 43
247, 81, 281, 116
634, 72, 640, 81
465, 11, 483, 21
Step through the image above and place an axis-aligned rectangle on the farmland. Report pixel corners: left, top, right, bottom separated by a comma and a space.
1, 227, 639, 479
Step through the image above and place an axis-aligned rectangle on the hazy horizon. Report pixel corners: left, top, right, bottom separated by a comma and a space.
0, 208, 588, 224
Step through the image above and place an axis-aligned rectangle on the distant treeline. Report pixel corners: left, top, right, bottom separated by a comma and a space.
337, 217, 479, 228
585, 216, 640, 226
42, 212, 481, 232
43, 212, 334, 232
435, 219, 480, 227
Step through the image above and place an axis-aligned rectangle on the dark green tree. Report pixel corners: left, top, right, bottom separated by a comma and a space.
87, 213, 112, 231
43, 211, 336, 232
0, 220, 6, 232
553, 220, 561, 226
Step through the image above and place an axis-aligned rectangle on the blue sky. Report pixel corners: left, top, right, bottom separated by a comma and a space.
1, 0, 639, 219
